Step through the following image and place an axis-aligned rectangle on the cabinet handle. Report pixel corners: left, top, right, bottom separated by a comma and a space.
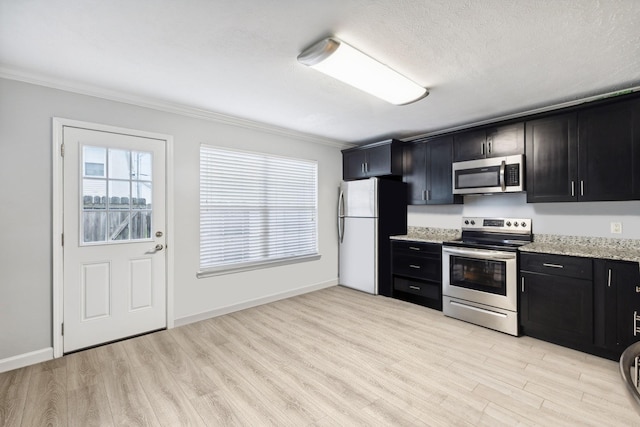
635, 311, 640, 337
481, 142, 485, 155
426, 190, 431, 201
581, 180, 584, 196
607, 269, 612, 287
542, 263, 564, 269
571, 181, 575, 197
487, 138, 492, 154
409, 285, 421, 290
361, 163, 365, 174
365, 162, 369, 173
409, 246, 421, 251
409, 265, 421, 269
521, 277, 525, 293
422, 190, 427, 201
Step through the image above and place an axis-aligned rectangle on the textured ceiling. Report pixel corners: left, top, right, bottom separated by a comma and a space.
1, 0, 639, 144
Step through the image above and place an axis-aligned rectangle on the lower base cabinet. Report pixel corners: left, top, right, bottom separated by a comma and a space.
520, 252, 640, 361
594, 259, 640, 356
391, 241, 442, 310
520, 270, 593, 347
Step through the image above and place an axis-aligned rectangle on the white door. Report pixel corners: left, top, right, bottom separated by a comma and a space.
62, 126, 166, 353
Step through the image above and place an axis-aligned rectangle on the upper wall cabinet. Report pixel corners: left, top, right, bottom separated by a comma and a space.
342, 139, 403, 181
453, 123, 525, 162
526, 112, 578, 203
526, 96, 640, 203
578, 98, 640, 201
403, 136, 462, 205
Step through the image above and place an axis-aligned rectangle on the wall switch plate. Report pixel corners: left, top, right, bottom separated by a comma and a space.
610, 222, 622, 234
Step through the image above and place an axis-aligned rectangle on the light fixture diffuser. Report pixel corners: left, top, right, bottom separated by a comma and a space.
297, 37, 428, 105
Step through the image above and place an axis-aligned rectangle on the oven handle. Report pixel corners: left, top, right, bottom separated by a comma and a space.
442, 246, 517, 260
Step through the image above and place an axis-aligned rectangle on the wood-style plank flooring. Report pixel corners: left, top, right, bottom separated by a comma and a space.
1, 285, 639, 426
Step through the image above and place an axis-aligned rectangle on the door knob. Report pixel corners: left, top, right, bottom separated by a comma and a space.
154, 244, 164, 251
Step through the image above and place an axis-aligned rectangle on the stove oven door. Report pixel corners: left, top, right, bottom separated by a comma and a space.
442, 246, 518, 312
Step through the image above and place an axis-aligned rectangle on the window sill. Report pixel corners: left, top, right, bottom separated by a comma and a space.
197, 253, 321, 278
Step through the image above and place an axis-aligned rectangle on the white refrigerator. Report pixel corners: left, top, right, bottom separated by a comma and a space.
338, 178, 407, 296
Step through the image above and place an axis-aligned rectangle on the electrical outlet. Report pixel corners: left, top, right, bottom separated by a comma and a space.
610, 222, 622, 234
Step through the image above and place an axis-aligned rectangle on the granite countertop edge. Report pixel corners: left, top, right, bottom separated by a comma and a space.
519, 235, 640, 264
390, 234, 454, 244
390, 227, 461, 244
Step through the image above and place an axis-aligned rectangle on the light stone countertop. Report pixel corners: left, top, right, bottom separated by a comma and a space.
519, 234, 640, 264
390, 226, 461, 244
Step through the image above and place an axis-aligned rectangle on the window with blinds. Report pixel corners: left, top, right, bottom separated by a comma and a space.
199, 145, 318, 275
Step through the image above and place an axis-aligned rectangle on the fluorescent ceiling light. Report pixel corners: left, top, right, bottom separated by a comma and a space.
297, 37, 428, 105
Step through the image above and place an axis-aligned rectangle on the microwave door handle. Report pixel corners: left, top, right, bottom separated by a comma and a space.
499, 160, 506, 192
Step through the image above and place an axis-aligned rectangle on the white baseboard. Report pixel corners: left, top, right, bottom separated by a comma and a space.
0, 347, 53, 373
174, 279, 337, 327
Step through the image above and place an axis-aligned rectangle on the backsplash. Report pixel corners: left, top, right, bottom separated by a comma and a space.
407, 193, 640, 239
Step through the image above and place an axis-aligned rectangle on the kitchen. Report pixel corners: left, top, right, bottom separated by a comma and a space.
2, 0, 640, 425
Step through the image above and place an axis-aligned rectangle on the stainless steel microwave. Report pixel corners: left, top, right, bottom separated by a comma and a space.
452, 155, 524, 194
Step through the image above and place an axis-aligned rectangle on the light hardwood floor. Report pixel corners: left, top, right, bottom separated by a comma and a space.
1, 285, 639, 426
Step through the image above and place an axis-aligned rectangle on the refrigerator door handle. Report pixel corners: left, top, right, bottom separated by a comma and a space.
338, 189, 345, 243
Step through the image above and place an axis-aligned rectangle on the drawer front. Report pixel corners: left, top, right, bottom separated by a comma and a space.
520, 252, 592, 280
392, 240, 441, 257
393, 254, 441, 281
394, 277, 440, 300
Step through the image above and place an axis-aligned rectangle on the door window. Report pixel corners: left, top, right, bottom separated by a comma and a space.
450, 256, 507, 296
81, 145, 153, 244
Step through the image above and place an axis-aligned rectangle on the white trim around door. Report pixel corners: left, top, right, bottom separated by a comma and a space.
52, 118, 174, 358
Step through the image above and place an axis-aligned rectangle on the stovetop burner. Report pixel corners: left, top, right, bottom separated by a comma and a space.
444, 217, 533, 251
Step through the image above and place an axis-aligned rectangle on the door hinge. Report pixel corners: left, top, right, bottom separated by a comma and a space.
61, 143, 65, 157
61, 323, 64, 336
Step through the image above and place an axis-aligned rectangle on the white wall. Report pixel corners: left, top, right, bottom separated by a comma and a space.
408, 193, 640, 239
0, 78, 343, 361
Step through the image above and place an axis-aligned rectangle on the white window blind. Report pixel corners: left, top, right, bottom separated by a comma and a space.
199, 145, 318, 274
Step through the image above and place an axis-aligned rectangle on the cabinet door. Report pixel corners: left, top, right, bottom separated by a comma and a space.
403, 142, 428, 204
578, 99, 640, 201
342, 150, 366, 180
365, 144, 392, 176
615, 261, 640, 349
593, 259, 619, 351
486, 123, 524, 158
426, 136, 461, 204
525, 113, 578, 203
520, 271, 593, 346
453, 129, 486, 162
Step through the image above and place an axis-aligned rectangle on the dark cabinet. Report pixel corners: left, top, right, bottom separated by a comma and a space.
403, 136, 462, 205
342, 139, 403, 181
578, 98, 640, 201
453, 123, 524, 162
391, 241, 442, 310
526, 97, 640, 203
520, 253, 593, 347
594, 259, 640, 354
525, 113, 578, 203
403, 142, 427, 203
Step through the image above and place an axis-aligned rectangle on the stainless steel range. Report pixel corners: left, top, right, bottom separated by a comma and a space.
442, 217, 532, 336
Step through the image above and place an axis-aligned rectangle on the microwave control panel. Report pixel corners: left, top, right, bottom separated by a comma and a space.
505, 164, 520, 186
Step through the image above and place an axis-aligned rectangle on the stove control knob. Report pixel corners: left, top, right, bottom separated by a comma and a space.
470, 220, 475, 225
506, 221, 511, 226
521, 221, 527, 228
464, 220, 469, 225
514, 222, 519, 227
